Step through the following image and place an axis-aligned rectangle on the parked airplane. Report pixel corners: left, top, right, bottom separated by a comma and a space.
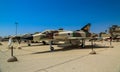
100, 25, 120, 41
12, 23, 99, 51
109, 25, 120, 37
12, 29, 65, 46
109, 25, 120, 41
48, 23, 99, 51
32, 29, 63, 45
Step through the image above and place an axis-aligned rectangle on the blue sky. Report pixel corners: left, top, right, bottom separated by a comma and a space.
0, 0, 120, 37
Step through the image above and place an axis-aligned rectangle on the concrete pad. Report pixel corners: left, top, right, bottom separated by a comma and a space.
0, 41, 120, 72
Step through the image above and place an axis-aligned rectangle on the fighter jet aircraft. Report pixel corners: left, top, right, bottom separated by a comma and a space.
109, 25, 120, 37
32, 29, 66, 45
19, 23, 98, 51
109, 25, 120, 41
14, 29, 65, 46
50, 23, 98, 51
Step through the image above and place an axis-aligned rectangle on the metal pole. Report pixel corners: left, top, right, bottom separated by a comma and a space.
110, 37, 112, 46
7, 46, 18, 62
15, 22, 18, 36
11, 46, 13, 56
109, 37, 113, 48
89, 38, 96, 54
91, 39, 93, 50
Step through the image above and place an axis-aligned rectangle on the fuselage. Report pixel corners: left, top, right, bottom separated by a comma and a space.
53, 30, 87, 41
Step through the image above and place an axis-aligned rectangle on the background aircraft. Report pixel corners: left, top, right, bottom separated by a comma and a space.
109, 25, 120, 39
13, 29, 65, 46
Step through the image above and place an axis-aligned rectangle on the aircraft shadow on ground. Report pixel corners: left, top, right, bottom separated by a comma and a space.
32, 45, 109, 54
21, 43, 59, 48
21, 44, 48, 48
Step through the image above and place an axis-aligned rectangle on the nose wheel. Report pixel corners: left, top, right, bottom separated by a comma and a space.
50, 41, 54, 51
81, 44, 85, 48
28, 43, 31, 46
81, 39, 85, 48
50, 47, 54, 51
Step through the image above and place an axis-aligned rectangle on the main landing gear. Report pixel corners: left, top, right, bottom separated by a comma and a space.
50, 41, 54, 51
81, 39, 85, 48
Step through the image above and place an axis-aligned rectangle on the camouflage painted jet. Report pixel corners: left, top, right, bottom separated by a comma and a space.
32, 30, 60, 45
18, 29, 65, 46
6, 29, 68, 46
13, 23, 98, 51
109, 25, 120, 38
108, 25, 120, 41
49, 23, 98, 51
8, 34, 33, 46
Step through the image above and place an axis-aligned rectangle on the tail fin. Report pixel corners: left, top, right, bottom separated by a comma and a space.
81, 23, 91, 32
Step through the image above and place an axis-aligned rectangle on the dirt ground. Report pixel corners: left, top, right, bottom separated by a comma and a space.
0, 41, 120, 72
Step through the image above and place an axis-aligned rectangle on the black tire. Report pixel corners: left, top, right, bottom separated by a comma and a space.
81, 44, 85, 48
50, 47, 54, 51
51, 41, 55, 45
28, 44, 31, 46
42, 41, 47, 45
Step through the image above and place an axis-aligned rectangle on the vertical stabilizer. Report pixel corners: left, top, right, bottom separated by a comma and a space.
81, 23, 91, 32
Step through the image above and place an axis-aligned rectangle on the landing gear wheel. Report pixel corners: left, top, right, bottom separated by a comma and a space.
49, 41, 54, 45
28, 44, 31, 46
81, 44, 85, 48
42, 41, 47, 45
50, 47, 54, 51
